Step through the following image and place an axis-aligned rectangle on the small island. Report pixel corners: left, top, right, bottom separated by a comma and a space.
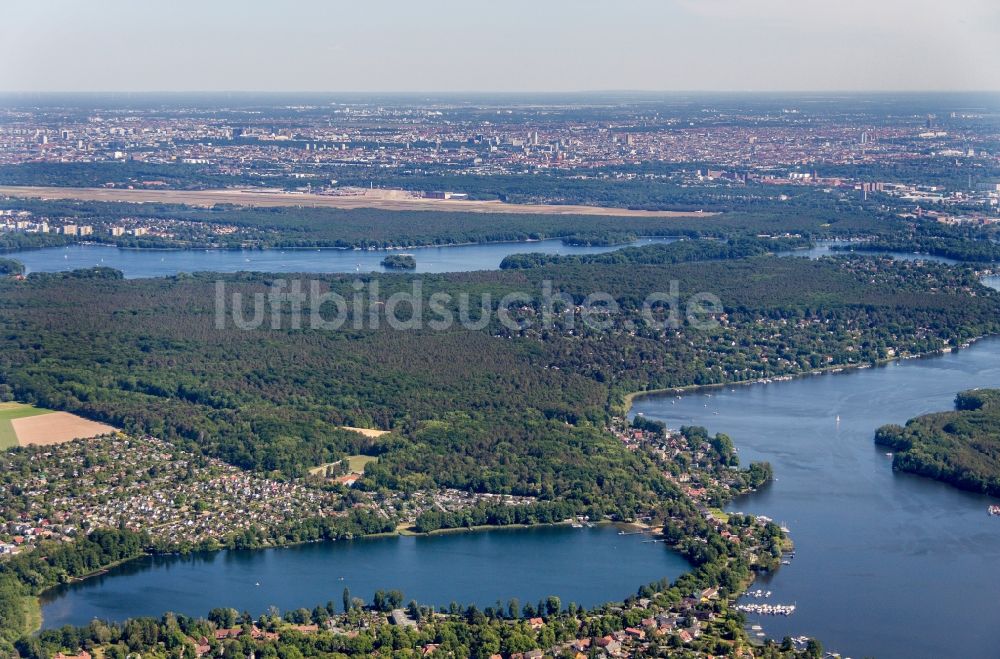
381, 253, 416, 270
875, 388, 1000, 497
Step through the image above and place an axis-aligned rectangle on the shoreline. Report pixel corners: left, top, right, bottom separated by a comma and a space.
619, 336, 989, 415
29, 518, 645, 632
3, 235, 680, 259
29, 338, 995, 637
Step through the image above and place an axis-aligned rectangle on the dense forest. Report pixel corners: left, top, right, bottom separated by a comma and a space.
1, 222, 995, 658
0, 194, 902, 251
0, 259, 23, 276
381, 254, 416, 270
875, 388, 1000, 496
499, 236, 809, 269
0, 232, 69, 252
1, 256, 997, 500
833, 236, 1000, 263
0, 163, 254, 191
829, 221, 1000, 263
0, 529, 148, 648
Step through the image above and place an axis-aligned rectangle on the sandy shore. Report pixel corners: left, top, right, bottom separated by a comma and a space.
0, 185, 716, 218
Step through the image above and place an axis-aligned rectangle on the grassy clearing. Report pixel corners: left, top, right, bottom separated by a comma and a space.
20, 596, 41, 635
346, 455, 377, 472
0, 402, 53, 449
708, 507, 731, 523
308, 462, 338, 477
309, 455, 377, 478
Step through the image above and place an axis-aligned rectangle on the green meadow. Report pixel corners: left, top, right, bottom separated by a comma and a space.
0, 403, 54, 449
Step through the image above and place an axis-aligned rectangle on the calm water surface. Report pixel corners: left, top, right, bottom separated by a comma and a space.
41, 525, 689, 629
15, 238, 961, 279
783, 240, 959, 264
633, 339, 1000, 659
15, 238, 675, 278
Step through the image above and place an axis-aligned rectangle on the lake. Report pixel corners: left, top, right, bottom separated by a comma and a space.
632, 338, 1000, 659
14, 238, 676, 278
782, 240, 959, 264
40, 525, 689, 629
13, 239, 963, 279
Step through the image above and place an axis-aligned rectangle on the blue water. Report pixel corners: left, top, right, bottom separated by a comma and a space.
40, 525, 689, 628
782, 240, 959, 264
632, 339, 1000, 659
14, 238, 962, 279
15, 238, 676, 278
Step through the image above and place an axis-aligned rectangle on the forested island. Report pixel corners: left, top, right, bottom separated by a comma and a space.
875, 389, 1000, 496
381, 254, 416, 269
499, 236, 809, 269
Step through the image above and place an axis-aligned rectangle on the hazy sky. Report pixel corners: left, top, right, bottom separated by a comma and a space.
2, 0, 999, 92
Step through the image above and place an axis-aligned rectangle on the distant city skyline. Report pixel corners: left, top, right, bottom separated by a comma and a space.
1, 0, 999, 93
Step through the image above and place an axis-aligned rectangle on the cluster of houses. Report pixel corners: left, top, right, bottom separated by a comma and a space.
9, 100, 998, 186
0, 435, 344, 548
0, 209, 93, 236
0, 432, 549, 556
377, 487, 538, 527
0, 517, 77, 555
147, 591, 724, 659
612, 421, 735, 502
0, 206, 257, 243
611, 417, 786, 560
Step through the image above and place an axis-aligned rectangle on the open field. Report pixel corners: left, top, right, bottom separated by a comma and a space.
0, 185, 716, 218
339, 426, 391, 438
308, 455, 377, 478
9, 410, 117, 446
0, 402, 54, 448
345, 455, 378, 472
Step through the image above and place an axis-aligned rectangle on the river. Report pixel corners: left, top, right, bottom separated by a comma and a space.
13, 238, 676, 278
632, 338, 1000, 659
40, 525, 689, 629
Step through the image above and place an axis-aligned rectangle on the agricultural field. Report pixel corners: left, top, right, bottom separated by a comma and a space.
0, 402, 116, 448
0, 403, 53, 448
